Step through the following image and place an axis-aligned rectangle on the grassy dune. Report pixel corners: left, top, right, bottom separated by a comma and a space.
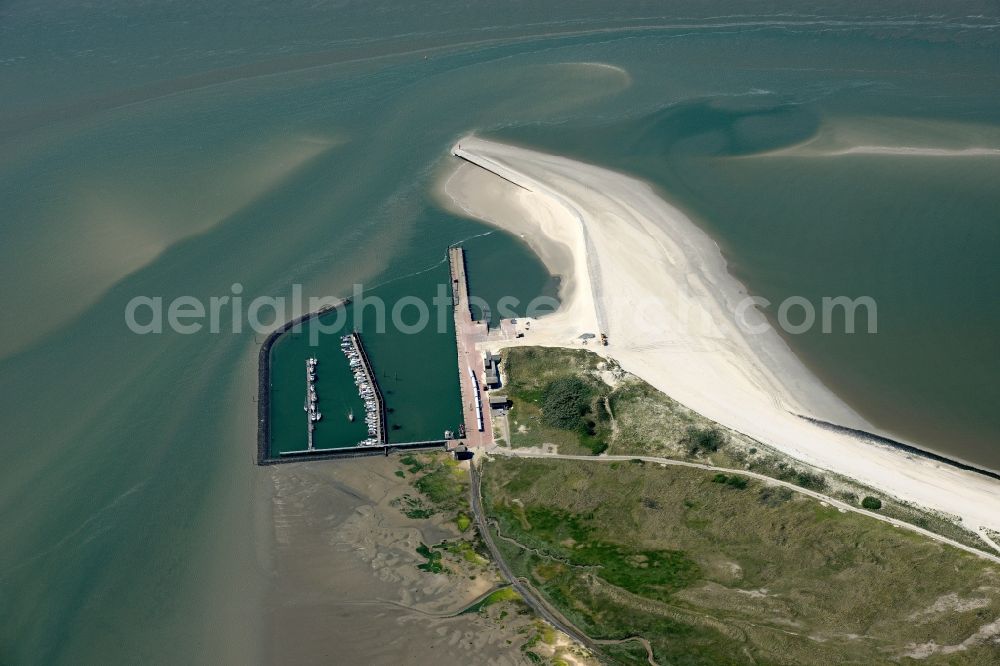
498, 347, 989, 549
482, 457, 1000, 665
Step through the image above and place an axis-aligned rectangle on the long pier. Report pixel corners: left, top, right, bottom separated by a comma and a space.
449, 245, 493, 449
449, 245, 472, 318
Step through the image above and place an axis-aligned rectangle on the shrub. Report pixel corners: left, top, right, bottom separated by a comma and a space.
798, 472, 821, 488
400, 455, 424, 473
862, 496, 882, 511
789, 470, 826, 490
416, 543, 444, 573
590, 441, 609, 455
726, 475, 748, 490
684, 426, 726, 455
540, 377, 593, 431
712, 473, 747, 489
759, 486, 794, 507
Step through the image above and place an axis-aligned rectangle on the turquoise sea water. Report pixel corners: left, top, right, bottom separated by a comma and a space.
2, 2, 999, 662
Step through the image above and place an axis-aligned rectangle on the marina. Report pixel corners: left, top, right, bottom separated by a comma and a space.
275, 331, 388, 458
341, 332, 386, 447
261, 322, 455, 462
259, 241, 526, 463
304, 357, 321, 450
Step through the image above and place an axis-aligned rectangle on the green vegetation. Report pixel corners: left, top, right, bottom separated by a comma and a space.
463, 586, 523, 614
523, 650, 543, 664
414, 459, 466, 510
500, 347, 987, 550
440, 538, 488, 566
541, 377, 594, 430
744, 461, 828, 490
399, 454, 422, 471
501, 503, 699, 600
600, 641, 653, 666
502, 347, 611, 455
390, 452, 501, 584
391, 493, 435, 519
502, 347, 736, 459
518, 619, 569, 665
862, 496, 883, 511
392, 453, 468, 520
711, 473, 748, 489
758, 485, 794, 507
684, 426, 726, 455
482, 457, 1000, 665
415, 543, 444, 573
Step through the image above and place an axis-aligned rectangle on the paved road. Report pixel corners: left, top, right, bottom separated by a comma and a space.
468, 464, 598, 653
488, 448, 1000, 565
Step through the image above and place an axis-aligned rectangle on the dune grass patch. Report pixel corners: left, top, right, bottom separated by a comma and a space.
482, 456, 1000, 665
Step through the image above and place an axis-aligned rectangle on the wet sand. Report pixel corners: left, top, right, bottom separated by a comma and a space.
262, 457, 534, 665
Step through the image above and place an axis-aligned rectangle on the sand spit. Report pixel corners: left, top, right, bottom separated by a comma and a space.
780, 145, 1000, 157
754, 116, 1000, 158
438, 135, 1000, 535
823, 146, 1000, 157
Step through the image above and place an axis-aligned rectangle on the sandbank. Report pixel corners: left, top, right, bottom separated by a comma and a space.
437, 135, 1000, 536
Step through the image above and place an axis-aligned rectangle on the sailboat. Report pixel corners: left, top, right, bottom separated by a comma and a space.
347, 408, 355, 422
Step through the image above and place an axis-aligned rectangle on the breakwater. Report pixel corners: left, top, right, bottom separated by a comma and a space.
272, 441, 447, 464
797, 415, 1000, 482
256, 300, 347, 465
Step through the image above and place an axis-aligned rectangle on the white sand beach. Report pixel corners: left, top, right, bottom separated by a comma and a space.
438, 135, 1000, 536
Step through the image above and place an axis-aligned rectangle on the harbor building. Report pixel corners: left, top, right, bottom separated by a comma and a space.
483, 350, 502, 389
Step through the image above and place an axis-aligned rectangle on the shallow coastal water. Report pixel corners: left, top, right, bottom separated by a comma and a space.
2, 2, 999, 662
